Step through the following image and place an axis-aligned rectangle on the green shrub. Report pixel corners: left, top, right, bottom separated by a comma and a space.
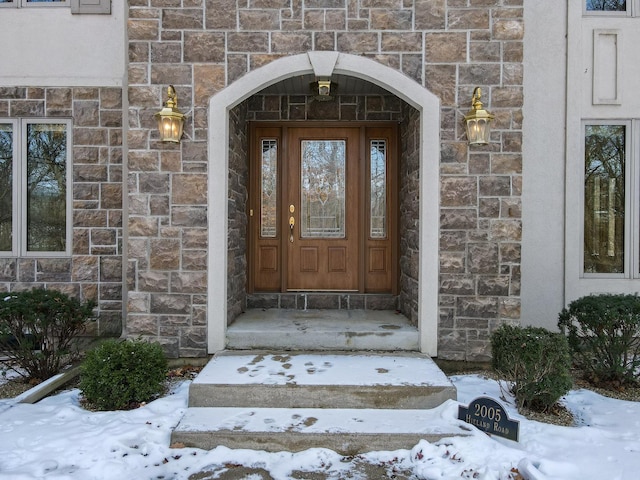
491, 324, 572, 412
0, 289, 96, 380
80, 339, 168, 410
558, 294, 640, 386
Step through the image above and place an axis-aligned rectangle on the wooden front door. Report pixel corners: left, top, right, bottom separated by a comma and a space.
249, 123, 397, 294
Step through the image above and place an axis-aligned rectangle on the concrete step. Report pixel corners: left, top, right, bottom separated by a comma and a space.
171, 404, 471, 454
172, 351, 460, 453
226, 309, 419, 351
188, 352, 456, 409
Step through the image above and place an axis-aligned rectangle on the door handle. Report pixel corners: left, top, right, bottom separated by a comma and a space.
289, 216, 295, 243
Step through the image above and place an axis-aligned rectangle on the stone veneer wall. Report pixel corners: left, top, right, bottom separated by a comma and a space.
127, 0, 523, 360
399, 103, 421, 326
0, 86, 124, 337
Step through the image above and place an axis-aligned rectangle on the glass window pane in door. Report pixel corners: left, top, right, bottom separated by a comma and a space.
300, 140, 346, 238
584, 124, 625, 274
26, 123, 67, 252
261, 139, 278, 238
370, 140, 387, 239
0, 124, 13, 252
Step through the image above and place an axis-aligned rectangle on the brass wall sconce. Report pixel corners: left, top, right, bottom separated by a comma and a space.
155, 85, 185, 143
464, 87, 494, 146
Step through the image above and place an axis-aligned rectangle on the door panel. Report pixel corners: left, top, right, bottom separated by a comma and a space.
287, 127, 360, 291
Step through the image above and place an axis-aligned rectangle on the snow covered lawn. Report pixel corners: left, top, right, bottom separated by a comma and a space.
0, 374, 639, 479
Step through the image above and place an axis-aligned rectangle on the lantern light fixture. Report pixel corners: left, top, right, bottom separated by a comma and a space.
155, 85, 185, 143
464, 87, 494, 146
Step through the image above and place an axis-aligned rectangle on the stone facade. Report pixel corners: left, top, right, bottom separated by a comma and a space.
0, 86, 124, 337
126, 0, 523, 360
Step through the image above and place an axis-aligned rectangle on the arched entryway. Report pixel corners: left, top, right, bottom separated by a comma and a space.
207, 52, 440, 355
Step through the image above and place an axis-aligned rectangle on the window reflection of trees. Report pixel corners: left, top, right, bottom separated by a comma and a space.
301, 140, 345, 238
26, 124, 67, 252
0, 125, 12, 252
587, 0, 627, 12
586, 0, 626, 11
261, 140, 278, 238
370, 140, 387, 239
584, 125, 625, 274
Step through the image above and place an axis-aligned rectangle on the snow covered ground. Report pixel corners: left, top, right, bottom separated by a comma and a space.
0, 374, 639, 480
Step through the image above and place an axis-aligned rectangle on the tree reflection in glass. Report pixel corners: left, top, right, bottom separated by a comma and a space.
586, 0, 626, 11
584, 125, 625, 274
300, 140, 346, 238
0, 124, 12, 252
26, 123, 67, 252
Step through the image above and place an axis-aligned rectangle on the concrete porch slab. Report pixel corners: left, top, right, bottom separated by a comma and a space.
226, 309, 419, 351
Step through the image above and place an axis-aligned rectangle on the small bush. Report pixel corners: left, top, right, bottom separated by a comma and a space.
0, 289, 96, 381
492, 324, 572, 412
558, 294, 640, 386
80, 339, 168, 410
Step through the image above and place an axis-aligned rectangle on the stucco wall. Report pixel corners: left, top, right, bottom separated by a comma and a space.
0, 2, 126, 87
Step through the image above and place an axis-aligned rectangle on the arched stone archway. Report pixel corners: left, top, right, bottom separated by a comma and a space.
207, 52, 440, 355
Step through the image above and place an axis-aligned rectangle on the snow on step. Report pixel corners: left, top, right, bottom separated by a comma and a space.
193, 352, 452, 387
172, 403, 471, 454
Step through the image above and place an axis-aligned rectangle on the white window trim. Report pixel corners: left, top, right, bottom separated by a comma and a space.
0, 118, 73, 258
584, 0, 634, 16
580, 119, 640, 279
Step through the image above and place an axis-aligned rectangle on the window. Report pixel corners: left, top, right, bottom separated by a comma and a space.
0, 119, 72, 257
585, 0, 631, 15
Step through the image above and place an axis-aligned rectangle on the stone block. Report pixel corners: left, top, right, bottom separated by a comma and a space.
440, 252, 465, 273
271, 32, 312, 53
228, 32, 269, 52
239, 10, 280, 30
139, 173, 170, 194
205, 0, 237, 28
439, 275, 474, 295
172, 174, 207, 205
0, 259, 17, 281
150, 239, 181, 269
415, 0, 445, 29
479, 176, 511, 196
151, 293, 191, 314
72, 256, 99, 282
195, 65, 225, 105
171, 272, 207, 293
129, 215, 160, 238
477, 276, 509, 296
162, 8, 203, 29
139, 271, 170, 292
425, 32, 466, 62
492, 19, 523, 40
128, 19, 159, 41
337, 33, 379, 52
447, 8, 490, 30
440, 208, 477, 230
457, 296, 498, 319
440, 176, 477, 207
100, 257, 123, 282
467, 243, 499, 274
172, 206, 207, 227
490, 219, 522, 241
371, 10, 413, 30
127, 314, 159, 335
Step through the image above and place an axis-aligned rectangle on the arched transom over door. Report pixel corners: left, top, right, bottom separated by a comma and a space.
249, 122, 398, 294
